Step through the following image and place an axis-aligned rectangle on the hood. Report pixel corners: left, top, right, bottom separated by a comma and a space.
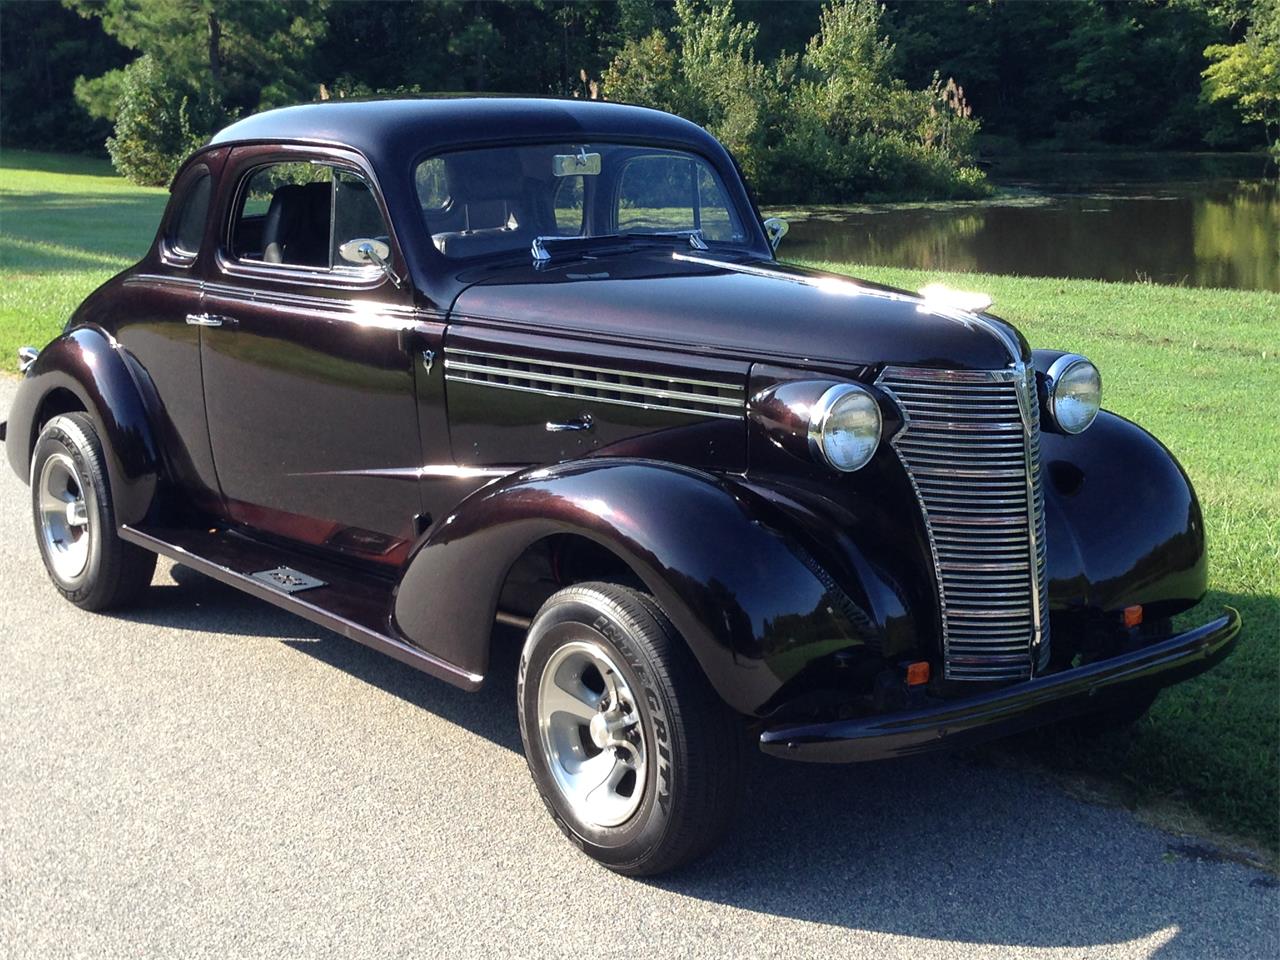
449, 253, 1029, 372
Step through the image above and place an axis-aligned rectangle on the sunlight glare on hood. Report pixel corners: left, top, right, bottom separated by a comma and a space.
918, 283, 994, 313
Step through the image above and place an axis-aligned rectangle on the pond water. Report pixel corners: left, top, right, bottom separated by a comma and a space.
776, 153, 1279, 292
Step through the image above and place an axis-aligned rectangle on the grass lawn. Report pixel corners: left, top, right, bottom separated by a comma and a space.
0, 150, 167, 367
2, 150, 1277, 857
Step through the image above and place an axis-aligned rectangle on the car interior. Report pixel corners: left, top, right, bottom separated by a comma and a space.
232, 164, 389, 271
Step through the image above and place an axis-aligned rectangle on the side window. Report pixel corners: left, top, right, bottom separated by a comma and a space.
332, 170, 389, 272
232, 162, 331, 268
416, 157, 449, 212
616, 154, 741, 243
229, 161, 392, 276
166, 170, 212, 259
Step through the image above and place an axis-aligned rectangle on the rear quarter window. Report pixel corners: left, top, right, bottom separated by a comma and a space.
166, 170, 212, 258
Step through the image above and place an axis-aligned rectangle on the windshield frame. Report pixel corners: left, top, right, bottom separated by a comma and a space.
409, 136, 771, 267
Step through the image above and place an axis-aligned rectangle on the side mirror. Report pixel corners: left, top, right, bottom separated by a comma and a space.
763, 216, 789, 252
337, 237, 402, 288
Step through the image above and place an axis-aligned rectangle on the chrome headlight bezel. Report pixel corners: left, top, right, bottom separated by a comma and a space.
1044, 354, 1101, 435
806, 382, 883, 473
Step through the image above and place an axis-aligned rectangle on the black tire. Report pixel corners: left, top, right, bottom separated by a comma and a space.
30, 412, 156, 611
517, 582, 744, 876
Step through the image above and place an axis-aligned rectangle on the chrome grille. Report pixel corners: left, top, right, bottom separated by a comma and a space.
445, 349, 744, 420
878, 365, 1049, 681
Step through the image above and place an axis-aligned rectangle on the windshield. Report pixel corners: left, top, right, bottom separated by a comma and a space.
415, 142, 751, 261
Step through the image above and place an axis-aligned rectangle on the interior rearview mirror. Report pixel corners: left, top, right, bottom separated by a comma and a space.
553, 150, 602, 177
763, 217, 789, 252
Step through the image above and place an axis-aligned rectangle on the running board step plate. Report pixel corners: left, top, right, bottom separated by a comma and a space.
250, 566, 326, 594
118, 523, 482, 690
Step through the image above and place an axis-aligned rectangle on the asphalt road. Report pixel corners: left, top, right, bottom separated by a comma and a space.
1, 375, 1276, 960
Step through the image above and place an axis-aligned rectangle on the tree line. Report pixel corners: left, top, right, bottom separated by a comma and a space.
1, 0, 1275, 202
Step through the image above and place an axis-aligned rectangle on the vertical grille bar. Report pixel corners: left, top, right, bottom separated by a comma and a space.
878, 365, 1050, 681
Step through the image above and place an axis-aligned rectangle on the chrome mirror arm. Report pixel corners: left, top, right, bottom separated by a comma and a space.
357, 241, 403, 288
763, 217, 789, 252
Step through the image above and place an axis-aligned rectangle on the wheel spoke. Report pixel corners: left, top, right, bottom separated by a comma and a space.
541, 678, 599, 724
582, 757, 628, 808
599, 665, 622, 710
573, 751, 617, 797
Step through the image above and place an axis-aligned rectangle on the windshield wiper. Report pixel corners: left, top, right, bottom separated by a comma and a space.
531, 230, 708, 264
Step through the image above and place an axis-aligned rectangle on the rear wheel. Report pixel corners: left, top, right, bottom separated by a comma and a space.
517, 582, 743, 876
31, 413, 156, 610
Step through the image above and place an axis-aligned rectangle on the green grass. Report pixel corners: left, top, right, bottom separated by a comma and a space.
1, 151, 1276, 855
0, 150, 167, 366
796, 259, 1279, 856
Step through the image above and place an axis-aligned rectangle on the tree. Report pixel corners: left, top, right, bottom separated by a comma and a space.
1203, 0, 1280, 158
102, 55, 211, 185
67, 0, 328, 182
0, 0, 129, 153
604, 0, 986, 202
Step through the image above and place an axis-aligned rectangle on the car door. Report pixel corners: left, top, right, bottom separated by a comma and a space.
199, 148, 430, 567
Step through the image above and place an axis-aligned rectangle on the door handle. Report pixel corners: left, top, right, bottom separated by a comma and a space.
185, 312, 233, 328
546, 414, 593, 433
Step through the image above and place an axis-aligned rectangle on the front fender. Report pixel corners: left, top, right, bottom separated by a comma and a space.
5, 327, 161, 525
392, 459, 882, 716
1043, 410, 1207, 623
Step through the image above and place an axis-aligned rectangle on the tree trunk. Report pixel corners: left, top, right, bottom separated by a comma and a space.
207, 11, 222, 87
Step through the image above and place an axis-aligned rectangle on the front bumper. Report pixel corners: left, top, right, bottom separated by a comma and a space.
760, 608, 1240, 763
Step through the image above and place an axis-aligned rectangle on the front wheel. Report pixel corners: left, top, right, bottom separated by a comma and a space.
517, 582, 743, 876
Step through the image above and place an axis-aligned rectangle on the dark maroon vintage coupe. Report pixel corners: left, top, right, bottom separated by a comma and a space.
2, 99, 1238, 875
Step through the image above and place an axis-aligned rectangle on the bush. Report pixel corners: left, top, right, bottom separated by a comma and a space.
101, 56, 218, 187
603, 0, 989, 204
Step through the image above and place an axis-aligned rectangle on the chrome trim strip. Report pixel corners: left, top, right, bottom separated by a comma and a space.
445, 360, 741, 409
444, 374, 743, 420
445, 348, 745, 421
448, 348, 742, 391
203, 281, 421, 320
123, 274, 205, 291
288, 464, 520, 480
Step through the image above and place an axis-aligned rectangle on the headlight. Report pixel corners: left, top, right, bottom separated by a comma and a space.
807, 383, 883, 472
1045, 354, 1101, 434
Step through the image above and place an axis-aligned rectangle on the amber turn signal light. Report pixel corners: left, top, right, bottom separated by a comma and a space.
1123, 604, 1144, 628
905, 661, 930, 686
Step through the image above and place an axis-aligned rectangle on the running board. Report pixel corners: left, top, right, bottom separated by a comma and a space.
119, 524, 483, 691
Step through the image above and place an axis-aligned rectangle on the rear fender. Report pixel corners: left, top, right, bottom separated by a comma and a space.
5, 327, 161, 525
392, 459, 884, 716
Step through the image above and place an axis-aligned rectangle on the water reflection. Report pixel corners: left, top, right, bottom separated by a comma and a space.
778, 154, 1279, 292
